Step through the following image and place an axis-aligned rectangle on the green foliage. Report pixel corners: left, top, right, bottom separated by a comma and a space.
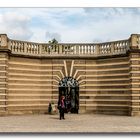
48, 38, 58, 44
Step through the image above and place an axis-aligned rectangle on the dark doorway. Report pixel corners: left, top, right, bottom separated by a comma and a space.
58, 77, 79, 113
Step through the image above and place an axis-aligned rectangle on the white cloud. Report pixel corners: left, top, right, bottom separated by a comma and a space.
45, 31, 61, 42
0, 8, 140, 43
0, 11, 33, 40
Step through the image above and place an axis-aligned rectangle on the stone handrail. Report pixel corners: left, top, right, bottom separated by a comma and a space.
1, 34, 140, 57
8, 39, 41, 55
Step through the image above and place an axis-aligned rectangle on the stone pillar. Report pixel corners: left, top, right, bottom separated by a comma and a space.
111, 43, 114, 54
58, 45, 63, 54
130, 34, 140, 116
24, 42, 28, 54
38, 44, 42, 55
130, 34, 140, 49
130, 53, 140, 116
0, 34, 9, 115
76, 45, 79, 55
94, 44, 99, 55
0, 34, 8, 48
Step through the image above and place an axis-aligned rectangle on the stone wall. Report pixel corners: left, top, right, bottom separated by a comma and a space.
0, 33, 140, 116
0, 52, 8, 115
4, 56, 130, 115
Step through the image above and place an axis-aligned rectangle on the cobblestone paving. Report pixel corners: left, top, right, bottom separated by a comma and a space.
0, 114, 140, 133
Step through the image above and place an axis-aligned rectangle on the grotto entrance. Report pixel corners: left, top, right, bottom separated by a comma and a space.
58, 77, 79, 113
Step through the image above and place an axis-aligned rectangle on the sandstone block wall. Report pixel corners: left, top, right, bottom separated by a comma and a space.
0, 33, 140, 116
2, 55, 130, 115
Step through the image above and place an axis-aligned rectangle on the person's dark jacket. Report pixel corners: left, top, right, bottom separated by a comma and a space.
57, 99, 66, 110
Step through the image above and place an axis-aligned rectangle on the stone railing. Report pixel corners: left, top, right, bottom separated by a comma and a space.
41, 43, 97, 56
8, 40, 130, 57
1, 34, 140, 57
98, 40, 129, 55
8, 39, 41, 55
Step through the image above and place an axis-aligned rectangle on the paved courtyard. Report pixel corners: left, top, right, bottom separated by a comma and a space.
0, 113, 140, 133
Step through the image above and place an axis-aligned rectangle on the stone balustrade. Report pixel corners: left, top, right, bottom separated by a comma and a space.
42, 43, 97, 56
99, 40, 129, 55
1, 34, 140, 57
8, 39, 41, 55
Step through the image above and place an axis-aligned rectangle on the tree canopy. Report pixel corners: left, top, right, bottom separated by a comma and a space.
48, 38, 58, 44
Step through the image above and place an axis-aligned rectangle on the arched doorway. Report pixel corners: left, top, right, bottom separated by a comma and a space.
58, 77, 79, 113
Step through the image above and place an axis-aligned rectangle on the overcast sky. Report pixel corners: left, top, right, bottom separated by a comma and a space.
0, 8, 140, 43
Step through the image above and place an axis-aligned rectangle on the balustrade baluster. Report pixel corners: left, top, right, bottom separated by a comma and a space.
87, 45, 89, 54
88, 45, 90, 54
58, 45, 61, 54
83, 45, 85, 54
82, 45, 84, 54
23, 42, 26, 53
36, 45, 38, 54
75, 45, 78, 55
80, 45, 82, 54
33, 45, 35, 54
94, 44, 99, 55
111, 43, 114, 54
38, 44, 41, 55
75, 45, 77, 54
91, 45, 94, 54
85, 45, 87, 54
90, 45, 92, 54
79, 45, 81, 54
84, 45, 86, 54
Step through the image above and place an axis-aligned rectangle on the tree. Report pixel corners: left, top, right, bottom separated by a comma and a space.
48, 38, 58, 44
48, 38, 58, 52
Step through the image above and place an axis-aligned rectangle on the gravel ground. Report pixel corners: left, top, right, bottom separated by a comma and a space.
0, 114, 140, 133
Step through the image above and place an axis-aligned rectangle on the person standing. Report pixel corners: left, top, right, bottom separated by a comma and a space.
58, 96, 66, 120
48, 102, 52, 114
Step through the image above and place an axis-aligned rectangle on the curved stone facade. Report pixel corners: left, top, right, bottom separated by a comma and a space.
0, 34, 140, 116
